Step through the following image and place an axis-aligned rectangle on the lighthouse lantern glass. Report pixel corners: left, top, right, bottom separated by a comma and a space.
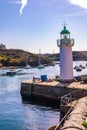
61, 34, 70, 39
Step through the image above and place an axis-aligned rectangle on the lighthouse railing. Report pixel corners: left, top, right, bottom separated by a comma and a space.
57, 38, 74, 47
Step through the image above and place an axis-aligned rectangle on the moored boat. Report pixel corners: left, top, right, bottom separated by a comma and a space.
76, 67, 82, 72
38, 64, 45, 69
38, 49, 45, 69
6, 68, 17, 76
25, 64, 31, 69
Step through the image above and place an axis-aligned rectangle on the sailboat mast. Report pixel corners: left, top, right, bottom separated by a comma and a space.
38, 49, 41, 65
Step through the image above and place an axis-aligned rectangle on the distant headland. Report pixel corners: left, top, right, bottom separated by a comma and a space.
0, 43, 87, 67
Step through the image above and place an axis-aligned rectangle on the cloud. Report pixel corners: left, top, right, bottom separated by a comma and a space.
58, 10, 87, 18
38, 0, 60, 6
19, 0, 28, 15
8, 0, 28, 15
69, 0, 87, 9
8, 0, 21, 4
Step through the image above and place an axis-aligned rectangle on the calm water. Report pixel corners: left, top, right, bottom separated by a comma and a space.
0, 61, 87, 130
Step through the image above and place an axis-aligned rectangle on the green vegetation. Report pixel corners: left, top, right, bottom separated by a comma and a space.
82, 121, 87, 128
0, 49, 51, 67
0, 48, 87, 67
0, 54, 7, 61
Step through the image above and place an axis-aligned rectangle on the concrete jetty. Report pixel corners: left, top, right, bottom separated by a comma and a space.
21, 80, 87, 100
21, 79, 87, 130
21, 80, 76, 100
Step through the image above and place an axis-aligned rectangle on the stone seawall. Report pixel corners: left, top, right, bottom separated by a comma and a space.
21, 80, 77, 100
21, 80, 87, 130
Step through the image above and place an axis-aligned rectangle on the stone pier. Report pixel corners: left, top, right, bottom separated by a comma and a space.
21, 80, 87, 130
21, 80, 79, 100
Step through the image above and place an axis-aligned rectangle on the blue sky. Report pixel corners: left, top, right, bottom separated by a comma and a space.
0, 0, 87, 54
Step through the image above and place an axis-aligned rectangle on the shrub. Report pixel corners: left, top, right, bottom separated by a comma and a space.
82, 121, 87, 128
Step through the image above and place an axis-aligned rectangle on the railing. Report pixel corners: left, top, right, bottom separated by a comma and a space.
61, 89, 87, 106
57, 38, 74, 47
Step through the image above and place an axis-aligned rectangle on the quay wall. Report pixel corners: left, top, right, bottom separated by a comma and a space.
21, 81, 78, 100
21, 80, 87, 130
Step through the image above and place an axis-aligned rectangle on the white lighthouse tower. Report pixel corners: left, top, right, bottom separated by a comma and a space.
57, 24, 74, 82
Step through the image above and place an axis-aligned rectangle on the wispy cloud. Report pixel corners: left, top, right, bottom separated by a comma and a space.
59, 10, 87, 18
38, 0, 60, 6
8, 0, 21, 4
19, 0, 28, 15
8, 0, 28, 15
69, 0, 87, 9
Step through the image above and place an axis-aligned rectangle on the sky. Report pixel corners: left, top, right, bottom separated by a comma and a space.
0, 0, 87, 54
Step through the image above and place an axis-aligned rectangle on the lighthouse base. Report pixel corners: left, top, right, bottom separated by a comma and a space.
59, 79, 75, 83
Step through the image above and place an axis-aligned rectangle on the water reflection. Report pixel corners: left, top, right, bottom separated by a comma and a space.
21, 96, 60, 130
21, 96, 60, 110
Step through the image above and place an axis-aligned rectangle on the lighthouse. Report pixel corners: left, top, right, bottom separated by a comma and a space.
57, 24, 74, 82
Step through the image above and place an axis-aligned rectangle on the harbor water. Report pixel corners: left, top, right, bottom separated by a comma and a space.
0, 61, 87, 130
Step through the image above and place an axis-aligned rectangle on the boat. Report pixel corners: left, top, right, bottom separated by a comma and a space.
50, 62, 56, 66
6, 68, 17, 76
79, 64, 85, 69
25, 53, 31, 69
74, 64, 86, 72
25, 64, 31, 69
38, 49, 45, 69
74, 65, 78, 70
6, 67, 23, 76
76, 67, 82, 72
38, 64, 45, 69
50, 50, 56, 66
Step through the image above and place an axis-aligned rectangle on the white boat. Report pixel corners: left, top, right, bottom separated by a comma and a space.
6, 68, 17, 76
74, 64, 85, 71
25, 64, 31, 69
50, 50, 56, 66
50, 62, 56, 66
79, 64, 85, 69
6, 68, 23, 76
74, 65, 78, 70
25, 53, 31, 69
76, 67, 82, 72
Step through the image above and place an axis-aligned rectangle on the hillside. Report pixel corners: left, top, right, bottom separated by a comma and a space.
0, 49, 87, 67
44, 51, 87, 61
73, 51, 87, 61
0, 49, 51, 67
